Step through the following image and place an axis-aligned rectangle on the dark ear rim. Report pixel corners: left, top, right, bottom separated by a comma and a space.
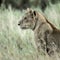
33, 11, 36, 16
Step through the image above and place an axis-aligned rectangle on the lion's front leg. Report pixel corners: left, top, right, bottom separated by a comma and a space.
45, 31, 57, 56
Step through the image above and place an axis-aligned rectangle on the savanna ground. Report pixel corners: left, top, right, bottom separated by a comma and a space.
0, 3, 60, 60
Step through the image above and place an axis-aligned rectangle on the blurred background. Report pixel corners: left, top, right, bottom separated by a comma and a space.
0, 0, 60, 11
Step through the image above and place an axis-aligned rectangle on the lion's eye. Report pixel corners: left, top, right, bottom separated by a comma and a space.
31, 16, 33, 18
24, 17, 27, 19
25, 20, 28, 22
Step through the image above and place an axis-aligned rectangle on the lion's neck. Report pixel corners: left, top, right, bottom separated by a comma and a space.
34, 20, 46, 33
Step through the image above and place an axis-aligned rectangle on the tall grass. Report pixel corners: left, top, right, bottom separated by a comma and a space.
0, 6, 39, 60
0, 3, 60, 60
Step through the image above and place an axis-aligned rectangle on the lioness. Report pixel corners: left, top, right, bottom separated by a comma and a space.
18, 8, 60, 56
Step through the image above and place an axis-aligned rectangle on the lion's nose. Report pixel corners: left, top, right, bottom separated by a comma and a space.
18, 22, 21, 25
18, 20, 22, 26
18, 23, 20, 25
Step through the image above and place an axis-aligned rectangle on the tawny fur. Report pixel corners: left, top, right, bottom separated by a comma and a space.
18, 8, 60, 56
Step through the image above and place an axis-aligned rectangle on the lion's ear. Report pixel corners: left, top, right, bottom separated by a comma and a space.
27, 8, 32, 13
27, 8, 30, 11
33, 11, 36, 16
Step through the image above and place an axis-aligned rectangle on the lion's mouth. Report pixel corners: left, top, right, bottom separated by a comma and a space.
18, 23, 29, 29
20, 26, 29, 29
21, 27, 26, 29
